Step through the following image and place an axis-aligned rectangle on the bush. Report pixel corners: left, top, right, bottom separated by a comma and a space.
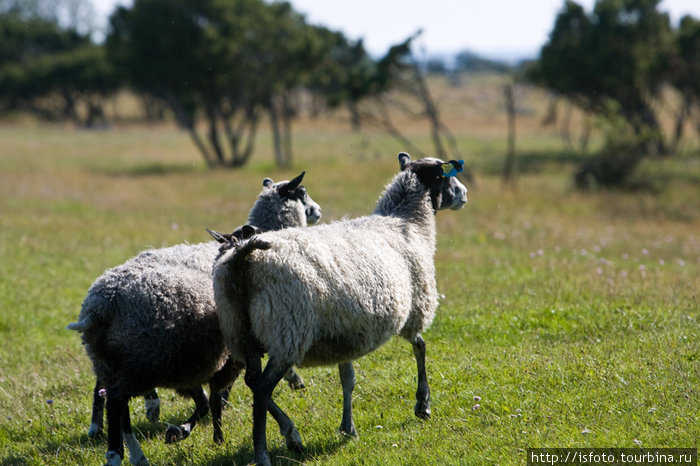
574, 104, 659, 191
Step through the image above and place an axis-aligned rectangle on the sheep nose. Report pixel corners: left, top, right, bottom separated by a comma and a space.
306, 207, 322, 224
451, 192, 467, 210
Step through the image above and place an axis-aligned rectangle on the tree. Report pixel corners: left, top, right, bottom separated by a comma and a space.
502, 83, 517, 189
308, 31, 474, 183
528, 0, 675, 154
669, 15, 700, 147
107, 0, 257, 167
254, 3, 335, 168
0, 1, 118, 124
305, 32, 378, 131
107, 0, 339, 168
0, 0, 97, 36
309, 33, 429, 155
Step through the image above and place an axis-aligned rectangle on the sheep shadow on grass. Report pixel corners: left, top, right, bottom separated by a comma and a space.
214, 434, 354, 465
5, 420, 164, 465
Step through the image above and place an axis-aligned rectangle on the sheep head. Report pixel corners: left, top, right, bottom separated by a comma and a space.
260, 172, 322, 226
398, 152, 468, 212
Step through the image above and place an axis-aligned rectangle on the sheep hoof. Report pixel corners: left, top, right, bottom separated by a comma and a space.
130, 453, 149, 466
339, 425, 358, 438
253, 451, 272, 466
104, 450, 122, 466
286, 374, 305, 390
213, 429, 224, 444
285, 430, 304, 453
165, 424, 190, 443
88, 422, 103, 439
414, 401, 431, 419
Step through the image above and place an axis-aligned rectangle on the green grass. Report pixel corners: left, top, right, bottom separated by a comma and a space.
0, 120, 698, 465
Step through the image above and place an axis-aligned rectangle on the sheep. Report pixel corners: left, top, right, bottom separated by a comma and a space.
210, 153, 467, 465
67, 172, 320, 466
76, 173, 316, 439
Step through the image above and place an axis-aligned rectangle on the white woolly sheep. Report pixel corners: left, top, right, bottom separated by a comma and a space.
210, 153, 467, 465
67, 173, 320, 466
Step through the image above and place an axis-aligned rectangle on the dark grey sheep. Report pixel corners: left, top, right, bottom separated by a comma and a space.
68, 173, 320, 466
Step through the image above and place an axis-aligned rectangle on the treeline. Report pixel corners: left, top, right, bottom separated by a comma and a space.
1, 0, 698, 178
526, 0, 700, 188
0, 0, 473, 168
0, 0, 116, 126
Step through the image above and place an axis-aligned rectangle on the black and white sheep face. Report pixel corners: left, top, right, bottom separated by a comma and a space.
263, 172, 322, 225
399, 152, 468, 212
440, 173, 468, 211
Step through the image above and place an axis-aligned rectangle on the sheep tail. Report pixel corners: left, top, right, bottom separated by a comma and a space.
232, 237, 272, 266
230, 237, 271, 355
66, 316, 93, 332
67, 295, 115, 332
230, 237, 271, 303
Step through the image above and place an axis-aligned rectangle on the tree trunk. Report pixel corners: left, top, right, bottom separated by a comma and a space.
541, 97, 558, 126
624, 98, 666, 155
268, 103, 284, 168
560, 102, 573, 150
164, 92, 215, 167
411, 63, 446, 158
282, 112, 292, 168
348, 100, 362, 132
223, 108, 258, 167
502, 83, 517, 189
187, 127, 215, 167
366, 97, 425, 157
669, 96, 690, 154
579, 116, 591, 152
205, 105, 226, 165
237, 111, 259, 166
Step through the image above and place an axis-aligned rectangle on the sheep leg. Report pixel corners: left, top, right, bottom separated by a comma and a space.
165, 387, 209, 444
412, 334, 431, 419
122, 403, 148, 465
338, 362, 358, 437
283, 367, 306, 389
268, 398, 303, 452
245, 353, 299, 466
105, 388, 127, 465
209, 359, 245, 444
244, 353, 270, 466
89, 380, 105, 438
143, 389, 160, 423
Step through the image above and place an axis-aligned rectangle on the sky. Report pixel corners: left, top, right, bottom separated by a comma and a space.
92, 0, 700, 61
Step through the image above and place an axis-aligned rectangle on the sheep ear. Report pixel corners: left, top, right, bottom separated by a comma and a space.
231, 225, 261, 240
207, 228, 229, 244
239, 224, 260, 240
398, 152, 411, 170
263, 178, 274, 188
279, 171, 305, 197
287, 171, 305, 191
413, 163, 444, 187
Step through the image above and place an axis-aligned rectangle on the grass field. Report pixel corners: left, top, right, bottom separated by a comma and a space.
0, 80, 698, 465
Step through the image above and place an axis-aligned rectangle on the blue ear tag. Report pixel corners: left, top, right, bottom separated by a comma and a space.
441, 160, 464, 178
